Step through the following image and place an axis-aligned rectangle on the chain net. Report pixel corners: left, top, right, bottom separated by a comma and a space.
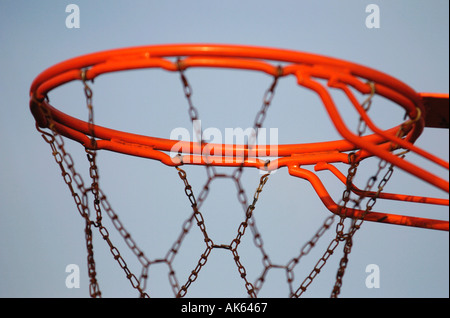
34, 63, 407, 298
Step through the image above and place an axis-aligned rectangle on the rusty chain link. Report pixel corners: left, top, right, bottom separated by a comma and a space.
290, 155, 359, 298
286, 82, 403, 298
330, 83, 406, 298
36, 125, 103, 297
229, 173, 271, 297
171, 66, 281, 297
35, 74, 150, 298
34, 94, 103, 298
330, 153, 402, 297
174, 166, 214, 298
82, 75, 149, 298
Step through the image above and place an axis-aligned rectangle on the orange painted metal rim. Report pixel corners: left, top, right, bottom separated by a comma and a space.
29, 44, 449, 231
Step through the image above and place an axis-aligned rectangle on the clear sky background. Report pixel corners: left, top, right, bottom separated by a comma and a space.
0, 0, 448, 298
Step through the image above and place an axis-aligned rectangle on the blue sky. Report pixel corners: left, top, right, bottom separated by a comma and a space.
0, 0, 448, 298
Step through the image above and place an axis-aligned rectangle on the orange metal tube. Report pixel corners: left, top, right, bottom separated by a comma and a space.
314, 162, 449, 206
334, 82, 448, 170
294, 71, 448, 192
36, 101, 407, 167
288, 165, 449, 231
30, 44, 422, 110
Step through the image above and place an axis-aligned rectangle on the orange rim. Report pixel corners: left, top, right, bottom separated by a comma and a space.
29, 44, 448, 194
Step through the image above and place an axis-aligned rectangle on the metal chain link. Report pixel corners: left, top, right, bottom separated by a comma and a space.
290, 155, 359, 298
356, 82, 376, 136
231, 70, 281, 297
80, 76, 149, 298
288, 82, 402, 298
229, 173, 271, 297
172, 66, 281, 297
34, 94, 103, 298
36, 125, 102, 297
249, 66, 283, 150
330, 84, 379, 297
177, 61, 202, 145
286, 214, 336, 297
175, 167, 214, 298
330, 83, 408, 297
330, 158, 398, 297
35, 75, 151, 297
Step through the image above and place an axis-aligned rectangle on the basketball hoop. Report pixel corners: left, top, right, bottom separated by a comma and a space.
30, 44, 449, 297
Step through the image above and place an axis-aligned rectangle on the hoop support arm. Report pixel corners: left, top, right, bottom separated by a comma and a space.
295, 71, 448, 192
419, 93, 449, 128
314, 162, 449, 206
288, 165, 449, 231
